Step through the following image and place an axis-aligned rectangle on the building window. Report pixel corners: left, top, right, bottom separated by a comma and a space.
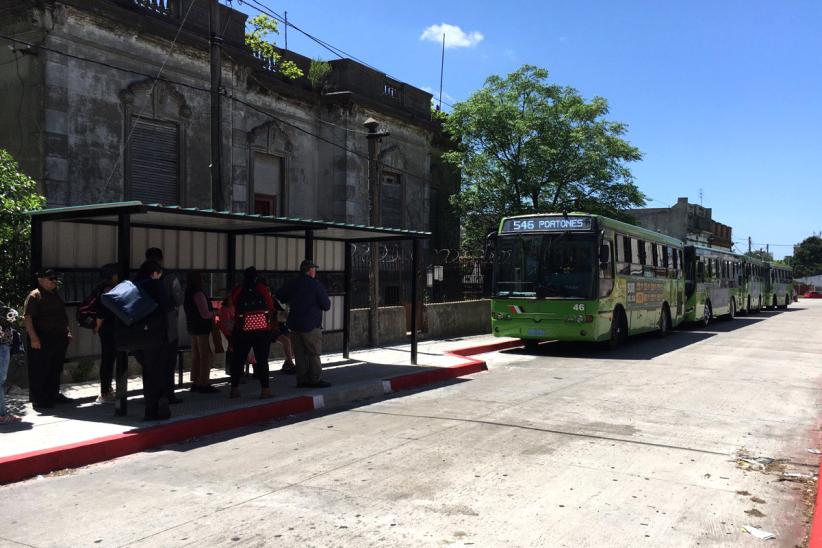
381, 171, 403, 228
127, 117, 179, 204
252, 151, 284, 216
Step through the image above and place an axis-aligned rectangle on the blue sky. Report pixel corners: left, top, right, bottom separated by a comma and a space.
233, 0, 821, 258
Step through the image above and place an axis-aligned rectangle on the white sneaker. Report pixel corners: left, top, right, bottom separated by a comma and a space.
96, 392, 116, 404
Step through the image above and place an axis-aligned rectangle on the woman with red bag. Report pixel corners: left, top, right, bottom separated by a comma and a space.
228, 267, 274, 399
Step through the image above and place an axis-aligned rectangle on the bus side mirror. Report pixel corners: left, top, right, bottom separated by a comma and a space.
599, 244, 611, 264
485, 231, 498, 260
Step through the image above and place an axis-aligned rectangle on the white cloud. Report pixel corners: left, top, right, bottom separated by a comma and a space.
420, 23, 484, 48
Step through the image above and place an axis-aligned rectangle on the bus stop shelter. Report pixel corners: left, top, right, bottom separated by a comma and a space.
28, 201, 430, 412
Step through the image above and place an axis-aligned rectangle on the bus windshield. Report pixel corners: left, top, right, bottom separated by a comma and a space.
494, 233, 596, 299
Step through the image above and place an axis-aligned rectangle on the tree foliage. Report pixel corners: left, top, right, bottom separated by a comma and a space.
245, 15, 304, 80
786, 236, 822, 277
0, 148, 45, 306
443, 65, 645, 251
307, 58, 331, 91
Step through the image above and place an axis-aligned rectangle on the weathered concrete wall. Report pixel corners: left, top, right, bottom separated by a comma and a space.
426, 300, 491, 339
0, 2, 46, 189
0, 0, 451, 236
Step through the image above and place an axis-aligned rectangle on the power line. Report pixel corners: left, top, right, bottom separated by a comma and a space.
0, 30, 432, 185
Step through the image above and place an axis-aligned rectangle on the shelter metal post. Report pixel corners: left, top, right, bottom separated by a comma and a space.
343, 242, 352, 359
305, 230, 314, 260
411, 238, 419, 365
30, 217, 42, 280
114, 213, 131, 416
227, 233, 236, 288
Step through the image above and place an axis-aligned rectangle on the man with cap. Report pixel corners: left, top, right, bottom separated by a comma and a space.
23, 269, 72, 409
276, 259, 332, 388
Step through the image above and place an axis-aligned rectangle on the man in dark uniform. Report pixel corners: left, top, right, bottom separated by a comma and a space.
23, 269, 72, 409
145, 247, 185, 404
276, 259, 331, 388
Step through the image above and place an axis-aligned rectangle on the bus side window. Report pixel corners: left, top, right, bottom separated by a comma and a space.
651, 244, 659, 269
599, 241, 614, 297
697, 259, 705, 282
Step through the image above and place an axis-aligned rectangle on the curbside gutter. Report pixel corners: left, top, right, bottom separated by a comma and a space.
0, 338, 523, 485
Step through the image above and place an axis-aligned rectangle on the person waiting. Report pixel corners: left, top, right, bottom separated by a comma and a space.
229, 267, 274, 399
93, 263, 119, 404
23, 269, 73, 410
183, 271, 219, 393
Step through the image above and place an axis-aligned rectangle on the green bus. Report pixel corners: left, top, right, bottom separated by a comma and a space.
490, 213, 685, 347
764, 264, 794, 309
683, 245, 744, 324
739, 255, 768, 314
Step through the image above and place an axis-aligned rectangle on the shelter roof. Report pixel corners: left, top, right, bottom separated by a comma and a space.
27, 201, 430, 242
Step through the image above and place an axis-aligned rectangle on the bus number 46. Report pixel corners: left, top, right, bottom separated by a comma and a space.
572, 304, 585, 311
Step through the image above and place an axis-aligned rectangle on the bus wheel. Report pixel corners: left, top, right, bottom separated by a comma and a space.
702, 301, 712, 327
725, 298, 736, 320
609, 308, 627, 348
771, 296, 777, 309
657, 304, 671, 337
524, 340, 540, 352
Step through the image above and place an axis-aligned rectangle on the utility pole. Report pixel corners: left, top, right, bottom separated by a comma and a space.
284, 11, 288, 50
748, 236, 752, 254
438, 33, 445, 111
364, 118, 389, 348
210, 0, 224, 210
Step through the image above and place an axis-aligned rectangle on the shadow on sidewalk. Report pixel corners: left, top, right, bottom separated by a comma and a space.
6, 358, 462, 434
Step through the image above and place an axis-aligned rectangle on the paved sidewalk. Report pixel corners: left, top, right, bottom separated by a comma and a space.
0, 335, 515, 462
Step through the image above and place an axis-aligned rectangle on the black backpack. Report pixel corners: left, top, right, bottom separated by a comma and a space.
76, 288, 100, 329
235, 284, 267, 314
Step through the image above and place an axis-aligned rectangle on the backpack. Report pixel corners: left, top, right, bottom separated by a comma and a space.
101, 280, 158, 326
235, 284, 269, 332
76, 288, 100, 329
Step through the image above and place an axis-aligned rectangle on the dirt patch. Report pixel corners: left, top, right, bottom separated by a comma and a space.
744, 508, 766, 518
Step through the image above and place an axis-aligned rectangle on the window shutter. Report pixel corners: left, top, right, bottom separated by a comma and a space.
128, 118, 179, 204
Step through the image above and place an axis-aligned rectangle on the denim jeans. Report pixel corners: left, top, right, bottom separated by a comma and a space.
0, 344, 10, 416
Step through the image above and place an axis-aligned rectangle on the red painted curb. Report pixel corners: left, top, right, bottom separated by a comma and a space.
0, 337, 521, 485
0, 396, 314, 485
388, 338, 523, 392
808, 457, 822, 548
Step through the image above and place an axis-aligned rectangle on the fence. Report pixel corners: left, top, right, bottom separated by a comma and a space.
349, 243, 492, 308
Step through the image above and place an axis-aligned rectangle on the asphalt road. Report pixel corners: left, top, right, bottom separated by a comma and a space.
2, 300, 821, 547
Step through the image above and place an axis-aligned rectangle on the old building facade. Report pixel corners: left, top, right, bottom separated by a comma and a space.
0, 0, 458, 246
629, 197, 733, 250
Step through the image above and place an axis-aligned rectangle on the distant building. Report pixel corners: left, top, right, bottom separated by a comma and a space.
629, 197, 733, 250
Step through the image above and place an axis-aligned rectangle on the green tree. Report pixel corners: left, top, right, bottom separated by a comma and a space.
245, 15, 303, 80
787, 236, 822, 277
443, 65, 645, 250
0, 148, 45, 306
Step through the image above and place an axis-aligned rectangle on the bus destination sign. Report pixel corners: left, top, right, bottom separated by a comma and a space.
501, 216, 593, 233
